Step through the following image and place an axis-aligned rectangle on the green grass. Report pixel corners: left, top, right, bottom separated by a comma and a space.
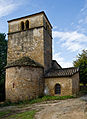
0, 111, 10, 118
29, 95, 74, 104
7, 110, 36, 119
0, 95, 74, 107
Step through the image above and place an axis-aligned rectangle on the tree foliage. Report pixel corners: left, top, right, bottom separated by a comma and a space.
0, 33, 7, 101
73, 50, 87, 86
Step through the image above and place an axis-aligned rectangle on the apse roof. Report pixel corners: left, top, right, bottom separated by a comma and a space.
6, 56, 43, 68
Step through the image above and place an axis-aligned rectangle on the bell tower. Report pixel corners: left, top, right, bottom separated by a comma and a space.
7, 11, 52, 72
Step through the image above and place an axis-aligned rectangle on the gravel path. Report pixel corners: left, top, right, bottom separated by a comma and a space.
35, 96, 87, 119
0, 96, 87, 119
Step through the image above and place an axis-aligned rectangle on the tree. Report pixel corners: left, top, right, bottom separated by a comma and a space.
0, 33, 7, 101
73, 50, 87, 86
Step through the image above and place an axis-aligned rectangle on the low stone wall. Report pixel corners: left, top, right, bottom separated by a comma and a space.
6, 66, 44, 102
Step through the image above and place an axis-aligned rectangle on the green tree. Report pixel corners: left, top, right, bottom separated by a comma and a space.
0, 33, 7, 101
73, 50, 87, 86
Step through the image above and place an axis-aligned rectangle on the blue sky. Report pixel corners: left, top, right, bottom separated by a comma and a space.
0, 0, 87, 68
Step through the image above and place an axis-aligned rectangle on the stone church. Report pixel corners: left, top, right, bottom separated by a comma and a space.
5, 11, 79, 102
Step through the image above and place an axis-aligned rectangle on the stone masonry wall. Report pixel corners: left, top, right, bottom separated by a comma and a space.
43, 15, 52, 72
72, 73, 79, 94
7, 27, 44, 66
8, 14, 43, 33
45, 77, 72, 96
6, 66, 44, 102
44, 28, 52, 72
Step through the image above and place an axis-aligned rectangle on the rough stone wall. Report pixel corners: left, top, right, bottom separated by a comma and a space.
6, 66, 44, 102
43, 16, 52, 72
7, 28, 44, 66
8, 14, 43, 33
72, 73, 79, 94
45, 77, 72, 96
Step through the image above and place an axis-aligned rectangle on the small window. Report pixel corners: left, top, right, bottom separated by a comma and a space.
25, 20, 29, 29
21, 21, 24, 30
13, 83, 15, 88
55, 84, 61, 94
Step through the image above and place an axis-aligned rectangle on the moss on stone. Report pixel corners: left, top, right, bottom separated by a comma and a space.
6, 56, 43, 68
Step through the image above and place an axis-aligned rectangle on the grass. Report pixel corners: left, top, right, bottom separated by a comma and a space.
0, 111, 10, 118
0, 95, 74, 107
29, 95, 74, 104
7, 110, 36, 119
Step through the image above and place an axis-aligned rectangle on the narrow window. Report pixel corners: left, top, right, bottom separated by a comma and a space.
21, 21, 24, 30
25, 20, 29, 29
55, 84, 61, 94
13, 83, 15, 88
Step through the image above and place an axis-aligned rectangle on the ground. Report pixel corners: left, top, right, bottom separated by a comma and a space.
0, 96, 87, 119
35, 96, 87, 119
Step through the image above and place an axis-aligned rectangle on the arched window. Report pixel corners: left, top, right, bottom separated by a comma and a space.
55, 84, 61, 94
25, 20, 29, 29
21, 21, 24, 30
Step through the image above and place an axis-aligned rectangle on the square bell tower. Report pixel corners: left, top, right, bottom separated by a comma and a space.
7, 11, 52, 72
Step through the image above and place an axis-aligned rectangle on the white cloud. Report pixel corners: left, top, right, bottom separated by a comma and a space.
80, 0, 87, 12
53, 26, 58, 30
71, 22, 74, 26
78, 19, 84, 24
53, 31, 87, 52
75, 0, 87, 33
78, 17, 87, 25
83, 16, 87, 24
53, 52, 73, 68
0, 0, 20, 18
80, 0, 87, 13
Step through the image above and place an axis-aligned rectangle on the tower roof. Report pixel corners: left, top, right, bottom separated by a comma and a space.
6, 56, 43, 68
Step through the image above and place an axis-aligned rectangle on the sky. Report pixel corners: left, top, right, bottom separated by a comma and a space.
0, 0, 87, 68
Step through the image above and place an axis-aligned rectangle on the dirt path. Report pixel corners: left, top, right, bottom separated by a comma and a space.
35, 96, 87, 119
0, 96, 87, 119
35, 97, 87, 119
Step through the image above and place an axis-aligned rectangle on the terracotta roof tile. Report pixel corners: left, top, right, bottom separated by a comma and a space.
45, 67, 79, 77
